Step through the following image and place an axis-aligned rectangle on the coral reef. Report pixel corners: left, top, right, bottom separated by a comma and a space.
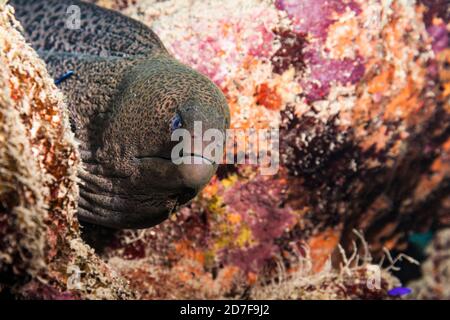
409, 228, 450, 299
1, 0, 448, 299
0, 4, 131, 299
250, 247, 401, 300
91, 0, 449, 299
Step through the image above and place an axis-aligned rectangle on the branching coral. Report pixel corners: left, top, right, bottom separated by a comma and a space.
250, 231, 403, 300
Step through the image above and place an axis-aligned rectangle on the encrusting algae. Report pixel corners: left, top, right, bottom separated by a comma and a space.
0, 3, 131, 299
95, 0, 449, 299
0, 0, 449, 300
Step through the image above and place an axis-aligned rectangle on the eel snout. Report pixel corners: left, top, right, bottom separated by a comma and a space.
176, 155, 216, 192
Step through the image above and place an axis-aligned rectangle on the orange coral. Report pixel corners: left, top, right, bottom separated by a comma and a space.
255, 82, 282, 110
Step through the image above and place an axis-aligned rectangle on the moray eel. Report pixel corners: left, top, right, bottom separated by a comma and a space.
11, 0, 230, 229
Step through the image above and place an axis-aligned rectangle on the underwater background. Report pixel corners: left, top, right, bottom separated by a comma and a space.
0, 0, 449, 299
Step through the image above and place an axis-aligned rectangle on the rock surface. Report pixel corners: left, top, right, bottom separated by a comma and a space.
0, 4, 131, 299
0, 0, 448, 299
92, 0, 449, 299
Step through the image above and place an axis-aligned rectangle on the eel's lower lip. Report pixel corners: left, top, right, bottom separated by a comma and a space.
134, 154, 217, 191
137, 153, 214, 165
176, 156, 216, 190
172, 154, 214, 165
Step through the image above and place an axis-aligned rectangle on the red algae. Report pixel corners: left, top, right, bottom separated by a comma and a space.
2, 0, 448, 300
271, 28, 307, 75
94, 0, 448, 299
255, 83, 283, 110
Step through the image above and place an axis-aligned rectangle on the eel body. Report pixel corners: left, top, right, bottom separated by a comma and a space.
10, 0, 230, 229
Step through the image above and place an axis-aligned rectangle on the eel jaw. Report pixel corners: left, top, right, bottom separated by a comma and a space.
76, 154, 216, 229
77, 186, 179, 229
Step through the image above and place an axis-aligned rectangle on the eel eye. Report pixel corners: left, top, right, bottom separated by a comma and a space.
170, 114, 183, 131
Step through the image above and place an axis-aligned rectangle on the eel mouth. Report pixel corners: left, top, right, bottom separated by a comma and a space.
76, 153, 216, 229
133, 153, 217, 192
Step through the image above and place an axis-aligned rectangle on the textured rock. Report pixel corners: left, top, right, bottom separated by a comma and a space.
0, 4, 131, 299
89, 0, 449, 299
409, 228, 450, 299
1, 0, 448, 299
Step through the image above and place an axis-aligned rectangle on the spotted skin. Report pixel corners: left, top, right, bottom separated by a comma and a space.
12, 0, 165, 57
10, 0, 230, 229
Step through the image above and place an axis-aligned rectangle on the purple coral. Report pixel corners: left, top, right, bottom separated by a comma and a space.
275, 0, 361, 40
